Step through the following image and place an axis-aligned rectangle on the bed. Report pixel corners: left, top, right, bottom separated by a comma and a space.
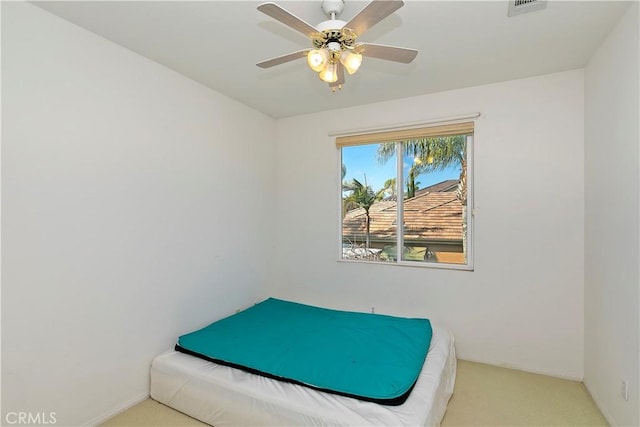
150, 298, 456, 426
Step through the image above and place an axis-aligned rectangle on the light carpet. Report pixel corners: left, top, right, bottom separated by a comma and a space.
101, 360, 608, 426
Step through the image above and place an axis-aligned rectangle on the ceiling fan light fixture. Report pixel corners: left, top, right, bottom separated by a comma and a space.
318, 62, 338, 83
256, 0, 418, 91
340, 50, 362, 75
307, 49, 329, 72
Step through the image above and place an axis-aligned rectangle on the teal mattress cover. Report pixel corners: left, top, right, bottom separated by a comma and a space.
175, 298, 432, 405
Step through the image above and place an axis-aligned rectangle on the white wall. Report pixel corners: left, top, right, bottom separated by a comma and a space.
271, 70, 586, 380
5, 1, 634, 425
1, 3, 275, 425
584, 3, 640, 426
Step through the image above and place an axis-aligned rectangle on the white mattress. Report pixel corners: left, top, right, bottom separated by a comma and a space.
150, 326, 456, 426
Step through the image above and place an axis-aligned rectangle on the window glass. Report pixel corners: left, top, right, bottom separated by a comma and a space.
342, 143, 396, 262
340, 133, 471, 268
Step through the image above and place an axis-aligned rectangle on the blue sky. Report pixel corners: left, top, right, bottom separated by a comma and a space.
342, 144, 460, 193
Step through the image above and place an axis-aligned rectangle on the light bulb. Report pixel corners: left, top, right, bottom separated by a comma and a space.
307, 49, 328, 72
340, 51, 362, 75
319, 62, 338, 83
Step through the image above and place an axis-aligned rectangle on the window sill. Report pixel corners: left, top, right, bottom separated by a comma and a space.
337, 258, 474, 271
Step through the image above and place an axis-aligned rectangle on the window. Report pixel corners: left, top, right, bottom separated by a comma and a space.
338, 121, 474, 269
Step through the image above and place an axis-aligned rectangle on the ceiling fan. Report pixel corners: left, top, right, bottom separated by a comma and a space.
256, 0, 418, 91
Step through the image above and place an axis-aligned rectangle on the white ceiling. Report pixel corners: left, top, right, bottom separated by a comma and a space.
33, 1, 630, 118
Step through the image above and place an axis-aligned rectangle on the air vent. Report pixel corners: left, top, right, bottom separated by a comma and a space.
508, 0, 547, 17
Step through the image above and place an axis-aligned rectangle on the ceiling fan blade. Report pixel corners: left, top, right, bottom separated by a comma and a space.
257, 49, 310, 68
357, 43, 418, 63
330, 63, 345, 89
257, 2, 319, 38
345, 0, 404, 37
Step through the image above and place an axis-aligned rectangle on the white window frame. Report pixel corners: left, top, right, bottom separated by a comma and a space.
335, 115, 477, 271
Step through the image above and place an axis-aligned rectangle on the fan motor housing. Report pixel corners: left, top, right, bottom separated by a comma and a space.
317, 19, 347, 32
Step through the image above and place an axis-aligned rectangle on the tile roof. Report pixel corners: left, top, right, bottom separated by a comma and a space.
415, 179, 459, 195
343, 188, 463, 243
382, 179, 459, 201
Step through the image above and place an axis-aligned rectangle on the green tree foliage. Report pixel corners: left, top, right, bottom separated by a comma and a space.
342, 176, 385, 249
405, 165, 422, 199
382, 178, 397, 198
376, 135, 466, 199
377, 135, 469, 262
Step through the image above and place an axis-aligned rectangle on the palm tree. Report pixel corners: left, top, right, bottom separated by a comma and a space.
341, 164, 359, 217
405, 164, 423, 199
376, 136, 468, 258
382, 178, 397, 198
342, 177, 385, 249
376, 136, 466, 180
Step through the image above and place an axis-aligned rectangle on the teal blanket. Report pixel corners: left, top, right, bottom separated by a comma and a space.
176, 298, 432, 405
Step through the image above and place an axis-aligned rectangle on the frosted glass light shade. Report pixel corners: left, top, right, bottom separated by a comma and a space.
340, 51, 362, 75
318, 62, 338, 83
307, 49, 329, 72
